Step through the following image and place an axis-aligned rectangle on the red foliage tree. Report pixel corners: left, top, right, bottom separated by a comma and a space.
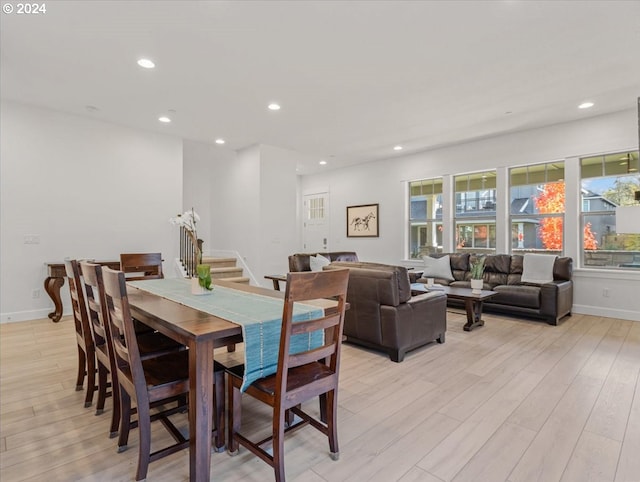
534, 182, 598, 250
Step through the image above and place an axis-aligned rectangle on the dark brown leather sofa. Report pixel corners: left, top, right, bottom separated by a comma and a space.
419, 253, 573, 325
288, 251, 359, 272
325, 261, 447, 362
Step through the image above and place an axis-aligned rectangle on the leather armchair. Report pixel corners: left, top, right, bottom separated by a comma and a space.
326, 261, 447, 362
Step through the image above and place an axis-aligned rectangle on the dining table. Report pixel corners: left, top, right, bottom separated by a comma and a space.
126, 277, 338, 482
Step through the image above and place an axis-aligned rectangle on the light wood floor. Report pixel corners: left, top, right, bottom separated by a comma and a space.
1, 310, 639, 482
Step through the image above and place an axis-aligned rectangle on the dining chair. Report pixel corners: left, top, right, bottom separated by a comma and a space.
64, 259, 96, 408
227, 269, 350, 482
120, 253, 163, 281
102, 266, 225, 481
80, 261, 186, 438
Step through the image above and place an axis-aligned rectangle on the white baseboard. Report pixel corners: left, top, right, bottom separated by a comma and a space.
572, 304, 640, 322
0, 308, 65, 323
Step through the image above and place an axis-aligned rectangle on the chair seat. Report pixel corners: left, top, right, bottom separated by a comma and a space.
228, 362, 335, 396
137, 331, 185, 360
122, 351, 224, 394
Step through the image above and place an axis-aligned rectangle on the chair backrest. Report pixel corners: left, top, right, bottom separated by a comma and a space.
120, 253, 164, 281
64, 259, 93, 347
80, 261, 112, 350
102, 267, 146, 397
277, 269, 349, 394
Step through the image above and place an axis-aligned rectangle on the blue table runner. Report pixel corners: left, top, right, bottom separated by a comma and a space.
128, 278, 324, 390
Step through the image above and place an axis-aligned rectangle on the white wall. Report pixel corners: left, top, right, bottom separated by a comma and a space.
300, 108, 640, 321
0, 101, 183, 322
182, 140, 215, 249
206, 144, 300, 286
259, 145, 301, 279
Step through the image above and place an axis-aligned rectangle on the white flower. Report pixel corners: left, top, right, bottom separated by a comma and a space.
170, 208, 199, 235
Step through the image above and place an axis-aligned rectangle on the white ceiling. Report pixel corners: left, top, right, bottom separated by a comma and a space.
2, 0, 640, 174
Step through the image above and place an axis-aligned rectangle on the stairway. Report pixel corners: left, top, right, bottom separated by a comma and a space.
201, 256, 250, 285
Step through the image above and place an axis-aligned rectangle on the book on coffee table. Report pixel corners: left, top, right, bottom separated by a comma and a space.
410, 283, 445, 292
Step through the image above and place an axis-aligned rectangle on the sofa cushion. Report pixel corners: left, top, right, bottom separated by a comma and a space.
309, 254, 330, 271
493, 285, 541, 309
430, 253, 469, 281
423, 255, 454, 281
481, 254, 511, 287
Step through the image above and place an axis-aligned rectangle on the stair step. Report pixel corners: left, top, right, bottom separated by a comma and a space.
221, 277, 250, 284
210, 267, 243, 279
201, 257, 237, 268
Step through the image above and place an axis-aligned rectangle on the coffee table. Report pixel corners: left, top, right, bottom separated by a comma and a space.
411, 284, 497, 331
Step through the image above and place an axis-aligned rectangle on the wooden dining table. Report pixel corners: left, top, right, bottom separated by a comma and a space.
126, 278, 337, 482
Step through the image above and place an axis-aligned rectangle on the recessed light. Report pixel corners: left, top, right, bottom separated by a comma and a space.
319, 160, 327, 165
215, 139, 225, 145
158, 116, 171, 123
268, 103, 281, 111
393, 145, 403, 151
578, 101, 594, 109
137, 58, 155, 69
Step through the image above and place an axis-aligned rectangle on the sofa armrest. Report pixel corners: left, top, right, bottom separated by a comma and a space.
540, 280, 573, 321
379, 291, 447, 361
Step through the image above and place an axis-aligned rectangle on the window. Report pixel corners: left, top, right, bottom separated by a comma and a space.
510, 161, 565, 255
581, 151, 640, 269
408, 178, 443, 259
454, 171, 496, 253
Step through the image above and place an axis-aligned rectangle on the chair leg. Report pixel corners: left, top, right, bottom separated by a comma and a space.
227, 377, 241, 455
326, 390, 339, 460
76, 345, 86, 391
84, 351, 96, 408
319, 393, 327, 424
118, 389, 132, 452
96, 363, 108, 415
109, 375, 121, 438
213, 370, 225, 451
273, 408, 286, 482
135, 402, 151, 482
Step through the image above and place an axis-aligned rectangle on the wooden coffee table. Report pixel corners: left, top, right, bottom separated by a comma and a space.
411, 284, 497, 332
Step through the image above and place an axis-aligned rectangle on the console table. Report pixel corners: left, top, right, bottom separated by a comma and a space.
264, 274, 287, 291
44, 261, 120, 322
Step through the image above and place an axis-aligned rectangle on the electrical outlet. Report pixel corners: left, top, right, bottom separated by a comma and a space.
32, 289, 40, 299
24, 235, 41, 244
602, 288, 610, 298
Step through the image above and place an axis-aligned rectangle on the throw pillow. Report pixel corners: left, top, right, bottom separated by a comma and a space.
309, 254, 330, 272
422, 255, 454, 281
521, 253, 557, 284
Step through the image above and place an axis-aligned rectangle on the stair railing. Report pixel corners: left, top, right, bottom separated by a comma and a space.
179, 225, 203, 277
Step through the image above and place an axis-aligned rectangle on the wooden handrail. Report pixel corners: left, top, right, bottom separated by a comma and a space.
179, 226, 203, 277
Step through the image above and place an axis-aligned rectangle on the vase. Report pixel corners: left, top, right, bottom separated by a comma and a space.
470, 278, 483, 294
191, 277, 211, 295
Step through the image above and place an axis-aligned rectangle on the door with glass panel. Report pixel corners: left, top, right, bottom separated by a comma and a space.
303, 192, 330, 252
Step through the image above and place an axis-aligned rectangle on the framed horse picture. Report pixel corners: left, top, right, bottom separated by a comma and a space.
347, 204, 379, 237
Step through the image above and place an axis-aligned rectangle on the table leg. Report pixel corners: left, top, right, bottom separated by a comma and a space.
44, 276, 65, 322
271, 279, 281, 291
463, 299, 485, 332
189, 338, 214, 482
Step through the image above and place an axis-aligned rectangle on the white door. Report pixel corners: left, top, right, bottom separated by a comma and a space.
303, 192, 330, 252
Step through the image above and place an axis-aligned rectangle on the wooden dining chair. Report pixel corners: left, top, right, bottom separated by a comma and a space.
64, 259, 96, 408
227, 269, 350, 482
80, 261, 186, 438
120, 253, 163, 281
102, 266, 225, 481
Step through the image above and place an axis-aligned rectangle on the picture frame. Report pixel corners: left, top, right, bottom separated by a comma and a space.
347, 203, 379, 237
